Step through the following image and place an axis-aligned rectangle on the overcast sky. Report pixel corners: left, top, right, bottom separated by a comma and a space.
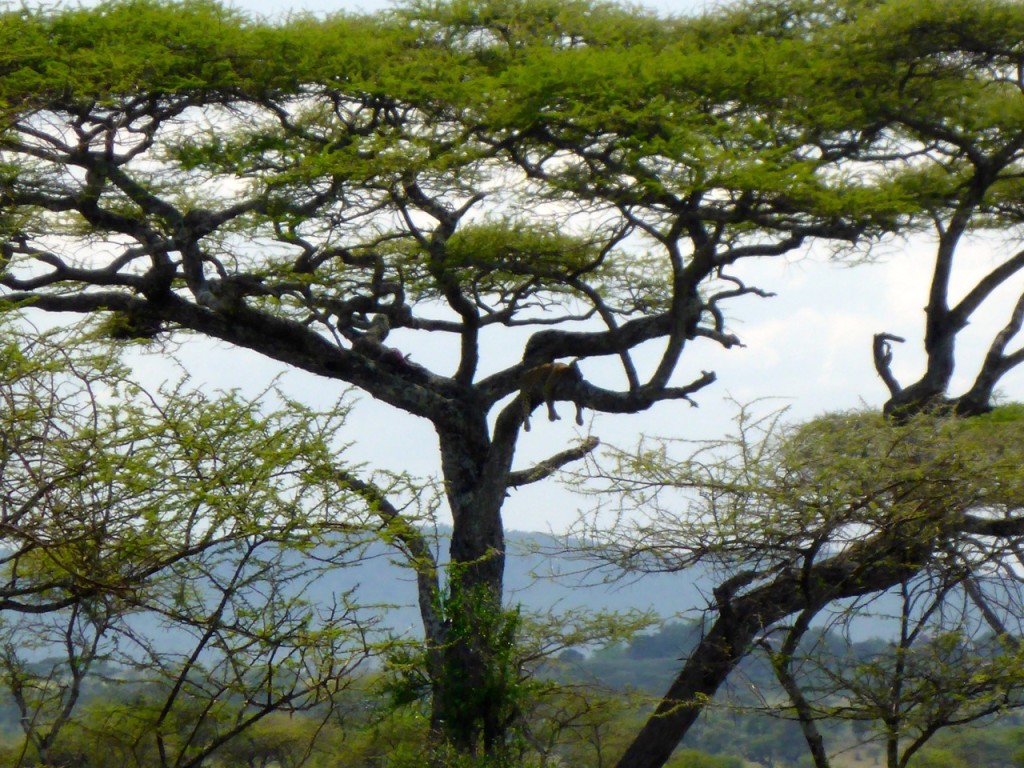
110, 0, 1024, 533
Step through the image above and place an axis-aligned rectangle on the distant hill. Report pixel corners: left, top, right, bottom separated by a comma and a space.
332, 528, 717, 637
212, 528, 898, 643
105, 528, 899, 655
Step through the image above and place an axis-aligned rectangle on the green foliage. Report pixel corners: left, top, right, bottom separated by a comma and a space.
2, 0, 924, 314
585, 395, 1024, 765
202, 712, 337, 768
974, 402, 1024, 424
0, 313, 385, 767
667, 749, 745, 768
428, 219, 603, 295
0, 0, 275, 105
912, 726, 1024, 768
439, 581, 525, 760
5, 0, 1024, 765
595, 402, 1024, 580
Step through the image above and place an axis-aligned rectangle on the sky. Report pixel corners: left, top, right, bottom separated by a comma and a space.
124, 234, 1024, 533
92, 0, 1024, 532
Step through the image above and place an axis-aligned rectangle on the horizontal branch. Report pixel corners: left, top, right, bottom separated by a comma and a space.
959, 514, 1024, 538
479, 311, 679, 403
3, 289, 463, 427
581, 371, 717, 415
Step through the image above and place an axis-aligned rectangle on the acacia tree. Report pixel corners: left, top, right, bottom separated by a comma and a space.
0, 0, 898, 757
580, 397, 1024, 764
0, 319, 382, 767
758, 576, 1024, 768
556, 1, 1024, 766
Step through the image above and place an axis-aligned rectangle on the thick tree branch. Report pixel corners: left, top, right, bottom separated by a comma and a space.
581, 371, 717, 415
950, 247, 1024, 328
958, 291, 1024, 413
3, 290, 463, 426
507, 437, 601, 488
963, 578, 1018, 645
478, 312, 675, 403
959, 513, 1024, 537
613, 525, 939, 768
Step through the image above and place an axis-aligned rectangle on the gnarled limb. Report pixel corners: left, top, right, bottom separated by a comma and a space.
873, 332, 906, 398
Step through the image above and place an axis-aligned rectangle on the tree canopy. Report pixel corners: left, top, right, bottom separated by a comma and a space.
4, 0, 1024, 764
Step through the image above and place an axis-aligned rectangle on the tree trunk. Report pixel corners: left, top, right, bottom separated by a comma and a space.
432, 424, 516, 758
